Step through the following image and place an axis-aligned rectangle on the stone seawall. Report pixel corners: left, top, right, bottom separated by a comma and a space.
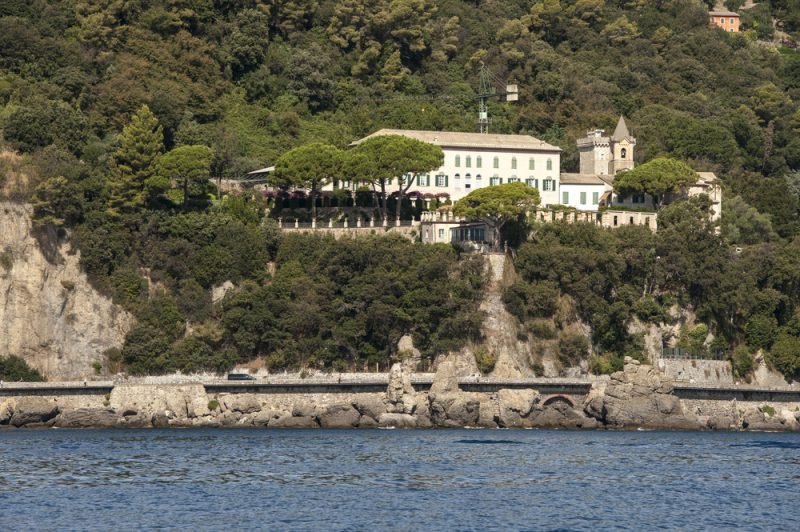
2, 360, 799, 431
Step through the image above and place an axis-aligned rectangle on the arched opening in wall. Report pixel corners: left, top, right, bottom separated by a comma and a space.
542, 395, 575, 408
621, 148, 627, 158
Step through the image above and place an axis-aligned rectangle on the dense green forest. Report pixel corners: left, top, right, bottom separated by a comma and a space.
1, 1, 800, 379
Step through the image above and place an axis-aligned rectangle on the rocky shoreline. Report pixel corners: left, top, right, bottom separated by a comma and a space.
2, 359, 799, 431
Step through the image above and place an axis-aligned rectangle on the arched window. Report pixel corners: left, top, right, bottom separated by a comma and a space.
465, 173, 471, 179
493, 156, 499, 169
511, 157, 517, 170
529, 158, 535, 171
621, 148, 627, 158
476, 156, 482, 168
454, 173, 461, 179
466, 156, 471, 168
455, 155, 460, 167
546, 158, 552, 171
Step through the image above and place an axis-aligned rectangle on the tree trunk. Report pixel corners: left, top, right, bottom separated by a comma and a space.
182, 176, 188, 209
311, 183, 317, 221
380, 181, 388, 222
395, 175, 416, 221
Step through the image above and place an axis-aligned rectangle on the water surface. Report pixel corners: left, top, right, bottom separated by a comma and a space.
1, 429, 798, 530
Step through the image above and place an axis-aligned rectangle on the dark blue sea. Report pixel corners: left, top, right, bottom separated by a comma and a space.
1, 429, 799, 531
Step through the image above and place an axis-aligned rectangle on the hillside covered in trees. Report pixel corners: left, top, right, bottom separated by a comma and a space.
2, 1, 800, 380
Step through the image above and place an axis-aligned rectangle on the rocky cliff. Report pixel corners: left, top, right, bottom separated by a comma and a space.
0, 202, 133, 380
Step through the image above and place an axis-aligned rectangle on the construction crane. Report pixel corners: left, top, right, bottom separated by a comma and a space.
476, 62, 519, 134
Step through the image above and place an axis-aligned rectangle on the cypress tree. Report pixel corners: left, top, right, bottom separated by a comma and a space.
108, 105, 164, 214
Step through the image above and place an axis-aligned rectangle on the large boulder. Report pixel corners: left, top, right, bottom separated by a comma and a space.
584, 358, 698, 429
291, 401, 320, 418
429, 361, 459, 396
529, 402, 599, 429
377, 413, 417, 428
55, 408, 119, 428
387, 362, 414, 401
397, 335, 422, 370
352, 395, 386, 420
319, 405, 360, 428
222, 394, 261, 414
270, 415, 318, 428
10, 397, 59, 427
0, 398, 15, 425
110, 384, 207, 421
428, 361, 480, 427
496, 389, 539, 427
429, 394, 480, 427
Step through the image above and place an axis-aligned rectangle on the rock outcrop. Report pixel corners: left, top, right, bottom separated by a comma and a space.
0, 202, 134, 380
55, 408, 119, 428
584, 357, 700, 429
9, 397, 59, 427
428, 361, 480, 427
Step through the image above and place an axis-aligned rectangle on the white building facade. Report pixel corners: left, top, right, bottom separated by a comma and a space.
349, 129, 562, 205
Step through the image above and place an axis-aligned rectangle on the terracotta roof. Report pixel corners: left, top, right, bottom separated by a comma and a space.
560, 173, 608, 185
709, 10, 738, 16
351, 129, 561, 152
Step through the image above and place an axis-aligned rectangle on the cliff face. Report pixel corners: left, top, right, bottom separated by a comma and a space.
0, 202, 133, 380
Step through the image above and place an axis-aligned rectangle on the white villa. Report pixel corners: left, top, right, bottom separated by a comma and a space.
346, 129, 563, 205
256, 116, 721, 243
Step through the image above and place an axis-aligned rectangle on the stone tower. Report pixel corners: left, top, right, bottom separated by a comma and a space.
576, 116, 636, 176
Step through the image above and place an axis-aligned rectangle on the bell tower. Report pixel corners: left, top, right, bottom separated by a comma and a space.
576, 116, 635, 176
610, 115, 635, 174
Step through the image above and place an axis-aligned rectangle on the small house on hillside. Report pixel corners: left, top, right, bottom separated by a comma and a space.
709, 9, 740, 32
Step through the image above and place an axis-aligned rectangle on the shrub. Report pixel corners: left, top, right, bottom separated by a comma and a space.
678, 324, 709, 355
590, 354, 622, 375
745, 314, 778, 351
768, 334, 800, 380
633, 296, 665, 323
474, 348, 497, 374
0, 249, 12, 272
0, 355, 46, 382
92, 361, 103, 375
760, 405, 775, 417
558, 333, 590, 366
731, 346, 754, 379
208, 399, 220, 411
530, 320, 557, 339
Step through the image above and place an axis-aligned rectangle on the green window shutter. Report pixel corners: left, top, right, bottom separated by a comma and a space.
593, 192, 599, 204
580, 192, 586, 204
562, 191, 569, 204
445, 175, 449, 187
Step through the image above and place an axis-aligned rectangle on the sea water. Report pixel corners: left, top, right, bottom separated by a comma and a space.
1, 429, 798, 531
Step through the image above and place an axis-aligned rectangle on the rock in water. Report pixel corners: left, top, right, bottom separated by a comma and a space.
496, 389, 539, 427
55, 408, 119, 428
377, 413, 417, 428
429, 361, 459, 396
584, 358, 699, 429
10, 397, 59, 427
319, 405, 361, 428
0, 398, 15, 425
